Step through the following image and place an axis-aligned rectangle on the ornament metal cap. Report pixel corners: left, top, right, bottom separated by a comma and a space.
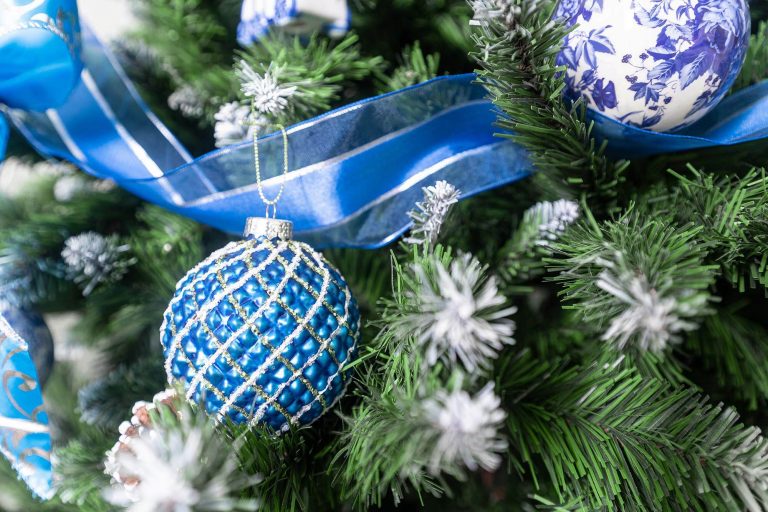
244, 217, 294, 240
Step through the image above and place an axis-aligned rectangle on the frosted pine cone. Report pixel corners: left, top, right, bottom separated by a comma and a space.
104, 389, 180, 489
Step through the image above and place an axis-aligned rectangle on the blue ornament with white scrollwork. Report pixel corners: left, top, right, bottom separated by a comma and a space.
237, 0, 350, 46
0, 303, 55, 499
0, 0, 82, 111
556, 0, 750, 132
160, 218, 360, 433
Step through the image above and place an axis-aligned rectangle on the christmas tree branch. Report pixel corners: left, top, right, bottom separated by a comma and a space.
236, 32, 385, 125
686, 309, 768, 411
375, 41, 441, 93
661, 167, 768, 293
497, 350, 768, 511
134, 0, 238, 119
549, 210, 717, 354
732, 21, 768, 93
469, 0, 628, 213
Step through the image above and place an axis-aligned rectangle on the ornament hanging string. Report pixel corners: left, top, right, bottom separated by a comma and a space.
251, 108, 289, 219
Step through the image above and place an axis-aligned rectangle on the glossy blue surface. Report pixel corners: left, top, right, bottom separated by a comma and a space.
0, 306, 54, 387
161, 235, 360, 431
0, 0, 81, 111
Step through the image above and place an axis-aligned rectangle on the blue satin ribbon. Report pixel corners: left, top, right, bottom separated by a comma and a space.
0, 0, 81, 168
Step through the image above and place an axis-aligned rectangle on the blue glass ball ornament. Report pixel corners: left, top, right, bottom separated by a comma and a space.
556, 0, 750, 132
160, 218, 360, 433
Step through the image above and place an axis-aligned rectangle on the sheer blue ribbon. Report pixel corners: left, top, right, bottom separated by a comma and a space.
9, 24, 535, 248
4, 6, 768, 251
592, 80, 768, 158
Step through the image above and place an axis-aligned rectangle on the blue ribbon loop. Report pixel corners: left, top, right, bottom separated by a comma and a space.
10, 24, 534, 248
0, 0, 81, 166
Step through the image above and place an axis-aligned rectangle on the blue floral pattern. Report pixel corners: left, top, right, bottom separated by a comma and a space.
238, 0, 297, 45
237, 0, 350, 46
556, 0, 750, 131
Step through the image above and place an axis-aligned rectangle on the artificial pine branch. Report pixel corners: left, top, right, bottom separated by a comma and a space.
229, 421, 345, 512
499, 199, 579, 287
130, 205, 205, 297
0, 166, 139, 308
352, 0, 474, 73
53, 426, 115, 512
496, 349, 768, 511
733, 21, 768, 92
660, 167, 768, 293
333, 359, 450, 509
77, 358, 167, 430
375, 41, 441, 93
134, 0, 238, 118
324, 247, 392, 317
236, 32, 385, 125
469, 0, 628, 213
335, 238, 512, 509
686, 309, 768, 411
549, 210, 717, 353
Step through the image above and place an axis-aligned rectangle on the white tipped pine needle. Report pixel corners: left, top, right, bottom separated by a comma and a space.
405, 180, 461, 246
395, 252, 516, 372
422, 383, 507, 474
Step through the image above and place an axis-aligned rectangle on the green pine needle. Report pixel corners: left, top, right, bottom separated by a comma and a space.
497, 350, 768, 511
470, 0, 628, 213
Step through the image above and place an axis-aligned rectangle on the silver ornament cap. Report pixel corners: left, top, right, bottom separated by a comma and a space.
244, 217, 293, 240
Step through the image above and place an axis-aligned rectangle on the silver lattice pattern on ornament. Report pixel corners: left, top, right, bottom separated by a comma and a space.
160, 235, 360, 432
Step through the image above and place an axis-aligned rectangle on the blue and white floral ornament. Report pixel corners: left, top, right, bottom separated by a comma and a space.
160, 218, 360, 433
556, 0, 750, 132
238, 0, 350, 46
0, 303, 54, 499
